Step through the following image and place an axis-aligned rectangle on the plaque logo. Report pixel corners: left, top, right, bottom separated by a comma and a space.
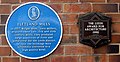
28, 6, 40, 20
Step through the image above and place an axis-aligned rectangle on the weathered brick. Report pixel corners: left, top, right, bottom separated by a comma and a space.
51, 56, 78, 62
107, 14, 120, 22
0, 5, 11, 14
1, 0, 19, 4
49, 4, 62, 13
81, 0, 105, 2
99, 55, 108, 62
3, 57, 19, 62
0, 58, 2, 62
65, 45, 92, 55
108, 0, 120, 3
50, 0, 78, 3
81, 55, 107, 62
112, 35, 120, 43
62, 35, 77, 44
60, 14, 78, 23
0, 47, 11, 56
0, 26, 5, 34
52, 45, 64, 55
112, 23, 120, 33
12, 5, 19, 10
0, 37, 2, 45
1, 15, 9, 24
1, 36, 8, 45
109, 55, 120, 62
70, 25, 79, 34
94, 45, 107, 54
21, 0, 48, 2
93, 4, 118, 13
12, 51, 19, 56
22, 57, 50, 62
21, 58, 33, 62
33, 57, 50, 62
64, 3, 91, 13
63, 25, 69, 34
81, 56, 94, 62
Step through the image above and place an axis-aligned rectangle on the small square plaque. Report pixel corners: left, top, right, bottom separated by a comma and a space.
78, 12, 111, 48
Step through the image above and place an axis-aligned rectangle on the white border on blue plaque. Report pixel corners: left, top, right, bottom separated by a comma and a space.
5, 2, 62, 59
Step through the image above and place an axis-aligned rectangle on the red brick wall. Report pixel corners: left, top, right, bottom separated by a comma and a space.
0, 0, 120, 62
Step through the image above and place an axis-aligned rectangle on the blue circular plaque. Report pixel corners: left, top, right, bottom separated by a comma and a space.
5, 2, 62, 59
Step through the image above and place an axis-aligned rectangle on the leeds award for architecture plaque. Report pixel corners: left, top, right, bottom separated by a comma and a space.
78, 12, 111, 48
5, 2, 62, 59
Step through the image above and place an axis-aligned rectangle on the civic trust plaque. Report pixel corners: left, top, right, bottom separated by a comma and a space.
78, 12, 111, 48
5, 2, 62, 59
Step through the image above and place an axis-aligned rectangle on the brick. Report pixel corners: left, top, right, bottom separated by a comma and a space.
63, 25, 69, 34
112, 35, 120, 43
22, 57, 50, 62
52, 45, 64, 55
65, 45, 92, 55
64, 3, 91, 13
33, 57, 50, 62
109, 55, 120, 62
49, 4, 62, 13
1, 15, 9, 24
94, 45, 107, 54
62, 35, 77, 44
0, 26, 5, 34
107, 14, 120, 22
13, 51, 19, 56
50, 0, 78, 3
60, 14, 78, 23
81, 55, 107, 62
81, 56, 94, 62
112, 23, 120, 33
93, 4, 118, 13
107, 45, 119, 53
21, 0, 48, 2
99, 55, 108, 62
0, 37, 1, 45
21, 58, 33, 62
21, 58, 49, 62
81, 0, 105, 2
51, 56, 78, 62
1, 0, 19, 4
1, 36, 8, 45
0, 5, 11, 14
108, 0, 120, 3
70, 25, 79, 34
12, 5, 19, 10
95, 55, 107, 62
0, 47, 11, 56
3, 57, 19, 62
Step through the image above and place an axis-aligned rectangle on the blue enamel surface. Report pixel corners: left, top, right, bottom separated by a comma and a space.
6, 2, 62, 59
